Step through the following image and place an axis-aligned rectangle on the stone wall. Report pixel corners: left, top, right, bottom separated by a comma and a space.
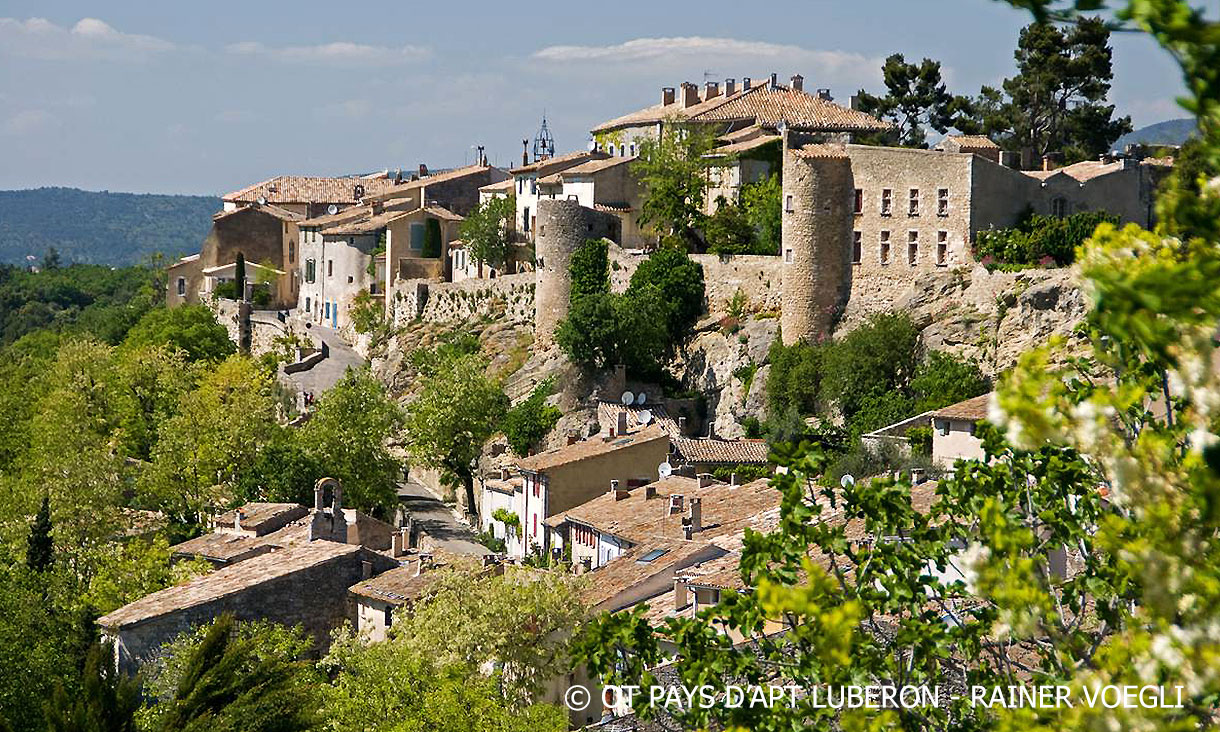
534, 199, 621, 345
690, 253, 784, 316
212, 298, 302, 357
419, 273, 535, 324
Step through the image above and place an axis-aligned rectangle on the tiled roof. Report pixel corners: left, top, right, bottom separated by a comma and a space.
212, 503, 308, 535
707, 135, 781, 157
516, 425, 669, 473
932, 393, 992, 421
537, 156, 636, 185
717, 124, 769, 144
510, 150, 608, 176
169, 532, 275, 563
479, 178, 515, 193
363, 165, 504, 202
483, 475, 522, 495
223, 175, 397, 205
671, 437, 770, 465
940, 134, 999, 150
99, 541, 361, 628
423, 204, 463, 222
594, 202, 633, 213
322, 209, 412, 235
597, 401, 681, 438
692, 86, 890, 132
213, 202, 306, 223
299, 204, 370, 229
580, 538, 722, 610
675, 550, 745, 591
792, 143, 850, 160
591, 84, 747, 133
349, 553, 495, 605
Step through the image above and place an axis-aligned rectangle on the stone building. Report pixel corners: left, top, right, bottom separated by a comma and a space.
931, 392, 992, 469
536, 156, 651, 248
510, 150, 608, 241
532, 198, 621, 346
221, 173, 398, 218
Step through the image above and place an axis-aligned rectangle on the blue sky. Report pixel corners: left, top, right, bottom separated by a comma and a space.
0, 0, 1188, 195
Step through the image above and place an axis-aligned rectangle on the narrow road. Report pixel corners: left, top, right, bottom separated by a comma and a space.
284, 324, 365, 395
396, 481, 490, 556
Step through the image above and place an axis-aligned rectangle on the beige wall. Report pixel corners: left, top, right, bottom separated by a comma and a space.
932, 418, 986, 467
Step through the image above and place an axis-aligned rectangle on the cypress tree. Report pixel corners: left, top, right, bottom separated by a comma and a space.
234, 252, 247, 301
26, 494, 53, 572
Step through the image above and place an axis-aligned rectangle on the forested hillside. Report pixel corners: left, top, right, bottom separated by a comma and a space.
0, 187, 217, 266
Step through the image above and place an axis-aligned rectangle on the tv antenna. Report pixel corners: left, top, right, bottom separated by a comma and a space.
658, 462, 673, 479
621, 391, 635, 406
638, 409, 652, 425
636, 392, 647, 405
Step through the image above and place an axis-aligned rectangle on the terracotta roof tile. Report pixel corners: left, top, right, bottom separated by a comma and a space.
672, 437, 771, 465
211, 503, 308, 535
364, 165, 504, 202
939, 135, 1000, 151
580, 538, 723, 610
169, 533, 276, 563
213, 203, 306, 223
597, 401, 681, 438
516, 425, 669, 473
223, 175, 397, 205
693, 87, 890, 132
707, 135, 781, 157
932, 393, 992, 421
510, 150, 608, 176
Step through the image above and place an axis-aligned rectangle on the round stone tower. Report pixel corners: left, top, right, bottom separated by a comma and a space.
780, 140, 854, 345
533, 198, 619, 345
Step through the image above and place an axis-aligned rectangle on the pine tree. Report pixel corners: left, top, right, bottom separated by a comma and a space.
26, 494, 53, 572
44, 642, 140, 732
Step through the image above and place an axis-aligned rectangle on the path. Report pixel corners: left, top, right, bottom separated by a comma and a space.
284, 324, 365, 395
396, 481, 490, 556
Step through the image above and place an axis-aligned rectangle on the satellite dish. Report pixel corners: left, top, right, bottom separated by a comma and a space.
638, 409, 652, 425
326, 204, 339, 216
658, 462, 673, 478
621, 391, 635, 406
840, 474, 856, 488
256, 195, 267, 206
636, 392, 647, 405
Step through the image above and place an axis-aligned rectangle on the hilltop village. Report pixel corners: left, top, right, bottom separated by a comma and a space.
93, 69, 1174, 727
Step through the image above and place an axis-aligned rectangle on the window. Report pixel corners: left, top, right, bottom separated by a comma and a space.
324, 301, 330, 318
937, 188, 949, 217
522, 207, 530, 233
384, 606, 393, 627
853, 188, 863, 214
880, 231, 891, 264
327, 259, 333, 277
784, 195, 794, 213
908, 230, 919, 265
305, 297, 311, 312
636, 548, 669, 564
176, 277, 185, 296
937, 419, 949, 436
517, 179, 523, 194
784, 248, 794, 263
608, 144, 616, 156
937, 231, 948, 266
530, 179, 537, 195
409, 222, 425, 250
852, 231, 862, 264
1051, 197, 1067, 218
880, 188, 892, 216
288, 241, 295, 262
305, 259, 316, 283
347, 275, 353, 284
908, 188, 920, 216
629, 143, 636, 156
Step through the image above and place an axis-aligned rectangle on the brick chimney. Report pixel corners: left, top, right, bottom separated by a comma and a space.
697, 473, 716, 489
361, 559, 373, 580
668, 494, 685, 516
817, 88, 832, 100
681, 82, 700, 108
790, 74, 804, 92
662, 87, 676, 105
645, 483, 657, 499
234, 508, 246, 533
678, 416, 687, 434
674, 577, 689, 610
685, 497, 702, 534
1042, 153, 1061, 171
704, 81, 720, 100
911, 467, 926, 484
724, 78, 736, 96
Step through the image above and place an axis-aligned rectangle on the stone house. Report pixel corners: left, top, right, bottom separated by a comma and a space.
487, 424, 670, 559
704, 131, 781, 215
99, 541, 399, 672
348, 552, 497, 642
221, 173, 399, 218
535, 156, 652, 249
931, 392, 992, 469
362, 163, 509, 218
510, 150, 608, 241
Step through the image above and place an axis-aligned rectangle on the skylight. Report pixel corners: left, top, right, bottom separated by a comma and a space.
636, 548, 668, 564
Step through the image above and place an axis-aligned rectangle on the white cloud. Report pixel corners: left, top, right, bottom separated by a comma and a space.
0, 17, 174, 61
3, 109, 60, 136
534, 36, 871, 70
225, 40, 429, 66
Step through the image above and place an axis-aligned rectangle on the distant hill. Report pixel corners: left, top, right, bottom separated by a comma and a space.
1113, 118, 1197, 150
0, 187, 218, 266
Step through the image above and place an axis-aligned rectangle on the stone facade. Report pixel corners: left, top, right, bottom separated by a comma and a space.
388, 273, 535, 326
690, 253, 785, 316
168, 205, 298, 309
780, 138, 854, 344
533, 199, 621, 346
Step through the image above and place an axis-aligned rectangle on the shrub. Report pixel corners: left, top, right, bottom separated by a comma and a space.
742, 173, 782, 254
502, 379, 562, 456
906, 425, 933, 456
627, 246, 704, 340
704, 197, 760, 254
423, 217, 442, 258
974, 210, 1118, 266
569, 238, 610, 302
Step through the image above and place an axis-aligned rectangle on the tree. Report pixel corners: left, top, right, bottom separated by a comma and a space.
112, 344, 197, 461
300, 369, 404, 517
703, 197, 758, 255
741, 174, 782, 255
123, 305, 235, 363
423, 218, 442, 258
568, 238, 610, 303
41, 247, 61, 271
84, 536, 210, 615
44, 642, 140, 732
910, 350, 990, 413
820, 311, 920, 432
555, 289, 670, 377
233, 252, 246, 302
632, 121, 716, 244
855, 53, 966, 147
959, 19, 1132, 163
25, 494, 53, 572
501, 378, 561, 456
404, 353, 508, 513
153, 615, 320, 732
233, 435, 325, 506
459, 195, 515, 269
626, 246, 705, 340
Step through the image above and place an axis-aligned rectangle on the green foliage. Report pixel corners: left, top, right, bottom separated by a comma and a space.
459, 195, 515, 269
233, 253, 246, 302
501, 378, 561, 456
708, 463, 772, 483
855, 53, 969, 147
25, 495, 53, 572
348, 289, 384, 336
84, 536, 210, 616
123, 305, 235, 363
152, 615, 320, 732
905, 425, 933, 456
568, 239, 610, 303
300, 369, 404, 517
632, 121, 716, 242
423, 218, 442, 258
741, 174, 782, 254
703, 197, 759, 255
821, 312, 920, 432
44, 642, 140, 732
555, 288, 670, 377
233, 436, 325, 506
973, 210, 1118, 266
491, 508, 521, 537
956, 18, 1132, 163
0, 263, 161, 347
765, 337, 824, 421
0, 188, 215, 266
408, 331, 480, 377
626, 245, 705, 339
211, 280, 238, 299
910, 350, 991, 413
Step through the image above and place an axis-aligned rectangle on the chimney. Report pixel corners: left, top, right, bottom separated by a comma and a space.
790, 74, 804, 92
681, 82, 700, 108
683, 522, 694, 540
662, 87, 676, 105
697, 473, 716, 489
724, 78, 736, 96
707, 421, 717, 440
668, 494, 685, 516
674, 578, 689, 610
1042, 153, 1060, 172
500, 467, 510, 480
361, 559, 373, 580
742, 76, 752, 91
616, 411, 629, 436
418, 163, 429, 177
817, 88, 832, 101
704, 81, 720, 100
332, 482, 343, 513
688, 497, 702, 533
645, 484, 657, 499
999, 150, 1021, 169
522, 140, 529, 167
911, 467, 926, 484
770, 72, 778, 88
609, 478, 620, 495
608, 426, 616, 439
567, 432, 579, 446
730, 472, 738, 487
392, 528, 405, 557
678, 416, 687, 434
849, 94, 862, 110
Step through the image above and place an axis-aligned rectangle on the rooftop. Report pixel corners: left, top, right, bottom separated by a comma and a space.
932, 393, 992, 422
169, 532, 274, 563
211, 502, 306, 534
792, 143, 850, 160
348, 553, 493, 606
213, 202, 305, 223
516, 424, 669, 473
363, 164, 504, 202
707, 135, 781, 157
692, 86, 890, 132
223, 174, 397, 205
538, 156, 636, 185
596, 401, 681, 438
99, 541, 362, 629
938, 134, 1000, 151
580, 538, 722, 610
510, 150, 609, 176
672, 437, 770, 465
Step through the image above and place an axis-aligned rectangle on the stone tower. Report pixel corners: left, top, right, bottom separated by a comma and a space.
780, 134, 854, 345
533, 198, 620, 346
